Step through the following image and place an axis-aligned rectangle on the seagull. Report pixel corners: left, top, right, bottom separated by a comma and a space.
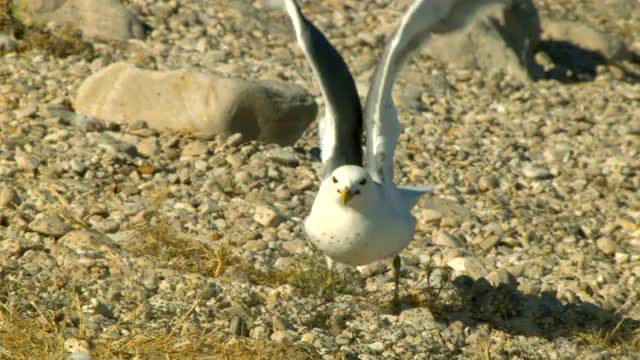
281, 0, 502, 304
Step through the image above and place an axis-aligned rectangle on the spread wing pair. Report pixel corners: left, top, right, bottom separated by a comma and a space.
282, 0, 497, 186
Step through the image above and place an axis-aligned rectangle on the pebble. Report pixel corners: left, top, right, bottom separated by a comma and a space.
477, 235, 501, 251
182, 140, 209, 157
271, 330, 296, 342
70, 351, 92, 360
301, 332, 316, 343
368, 341, 385, 353
57, 230, 117, 256
14, 105, 39, 119
69, 159, 88, 174
15, 149, 40, 171
432, 230, 464, 248
596, 237, 618, 255
440, 216, 461, 228
522, 165, 553, 179
137, 137, 160, 157
0, 34, 17, 52
478, 175, 499, 191
0, 186, 21, 208
614, 252, 630, 264
265, 148, 299, 166
88, 298, 115, 319
28, 216, 74, 238
422, 209, 443, 223
272, 315, 292, 332
225, 132, 244, 146
448, 257, 488, 278
64, 338, 90, 353
225, 154, 243, 168
243, 239, 268, 251
91, 219, 120, 233
253, 206, 283, 227
273, 256, 295, 270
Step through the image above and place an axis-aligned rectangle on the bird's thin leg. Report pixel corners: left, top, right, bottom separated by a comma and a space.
392, 255, 401, 307
325, 256, 335, 289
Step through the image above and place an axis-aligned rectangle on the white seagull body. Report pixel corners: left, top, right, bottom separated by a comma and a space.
280, 0, 503, 299
305, 165, 418, 267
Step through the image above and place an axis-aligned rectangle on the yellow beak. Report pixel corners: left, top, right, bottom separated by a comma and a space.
340, 187, 353, 204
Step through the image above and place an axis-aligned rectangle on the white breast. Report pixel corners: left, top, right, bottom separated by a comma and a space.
304, 189, 416, 266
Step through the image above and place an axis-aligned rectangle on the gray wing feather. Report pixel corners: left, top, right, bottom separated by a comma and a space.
364, 0, 501, 184
397, 184, 434, 211
284, 0, 363, 178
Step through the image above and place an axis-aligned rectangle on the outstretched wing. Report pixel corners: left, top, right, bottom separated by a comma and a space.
284, 0, 363, 178
364, 0, 499, 184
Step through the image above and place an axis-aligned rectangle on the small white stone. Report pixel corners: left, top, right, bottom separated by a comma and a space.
64, 338, 90, 353
270, 330, 295, 343
69, 159, 88, 174
15, 150, 40, 171
254, 206, 283, 227
447, 257, 487, 278
614, 252, 630, 264
596, 237, 618, 255
368, 341, 385, 353
70, 351, 92, 360
522, 165, 552, 179
300, 332, 316, 343
273, 256, 295, 270
225, 133, 244, 147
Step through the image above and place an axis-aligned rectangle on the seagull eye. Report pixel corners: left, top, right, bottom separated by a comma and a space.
332, 176, 338, 184
354, 190, 361, 195
359, 178, 367, 185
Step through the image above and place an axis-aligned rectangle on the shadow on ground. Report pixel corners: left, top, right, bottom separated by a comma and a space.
537, 40, 640, 83
415, 273, 640, 350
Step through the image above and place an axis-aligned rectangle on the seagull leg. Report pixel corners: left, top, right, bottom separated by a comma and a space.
392, 255, 401, 309
325, 256, 335, 290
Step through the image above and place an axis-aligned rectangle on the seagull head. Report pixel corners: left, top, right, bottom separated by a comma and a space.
324, 165, 373, 206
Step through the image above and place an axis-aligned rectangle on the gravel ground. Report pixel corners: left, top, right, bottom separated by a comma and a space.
1, 0, 640, 359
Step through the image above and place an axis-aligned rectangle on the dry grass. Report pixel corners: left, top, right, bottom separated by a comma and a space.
0, 299, 319, 360
123, 187, 359, 296
16, 23, 96, 59
577, 318, 640, 356
406, 263, 461, 318
243, 248, 362, 297
0, 302, 65, 359
120, 187, 238, 278
0, 0, 12, 31
92, 333, 319, 360
0, 188, 324, 358
42, 182, 92, 229
0, 2, 96, 60
125, 213, 238, 279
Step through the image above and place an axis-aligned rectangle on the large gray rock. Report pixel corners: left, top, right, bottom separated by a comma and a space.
424, 0, 541, 82
13, 0, 148, 41
75, 62, 318, 145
